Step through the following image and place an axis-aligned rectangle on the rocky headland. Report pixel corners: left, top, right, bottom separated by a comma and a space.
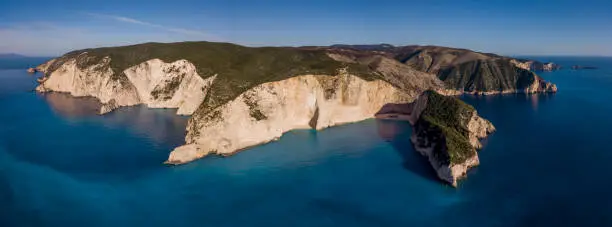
375, 91, 495, 186
34, 41, 556, 186
327, 44, 558, 94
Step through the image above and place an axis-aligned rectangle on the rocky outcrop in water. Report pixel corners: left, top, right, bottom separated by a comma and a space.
403, 91, 495, 187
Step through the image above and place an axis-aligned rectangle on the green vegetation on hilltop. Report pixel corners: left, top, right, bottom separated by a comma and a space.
415, 91, 476, 165
44, 41, 379, 114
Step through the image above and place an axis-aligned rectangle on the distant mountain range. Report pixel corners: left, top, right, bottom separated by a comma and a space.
0, 54, 53, 69
326, 44, 561, 71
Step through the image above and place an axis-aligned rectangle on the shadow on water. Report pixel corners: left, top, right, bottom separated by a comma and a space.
460, 92, 556, 111
0, 92, 192, 180
42, 92, 189, 147
42, 92, 102, 116
374, 119, 442, 184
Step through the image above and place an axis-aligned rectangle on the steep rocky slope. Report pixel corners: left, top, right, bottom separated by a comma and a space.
37, 57, 215, 115
328, 44, 558, 94
437, 59, 558, 95
392, 46, 557, 94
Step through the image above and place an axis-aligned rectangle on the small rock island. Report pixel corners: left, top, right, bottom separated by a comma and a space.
408, 91, 494, 186
377, 91, 495, 186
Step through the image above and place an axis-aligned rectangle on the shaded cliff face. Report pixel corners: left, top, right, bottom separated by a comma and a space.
394, 46, 495, 74
407, 91, 495, 187
327, 44, 558, 94
437, 59, 558, 94
393, 46, 557, 94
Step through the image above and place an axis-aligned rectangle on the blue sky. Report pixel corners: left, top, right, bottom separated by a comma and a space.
1, 0, 610, 56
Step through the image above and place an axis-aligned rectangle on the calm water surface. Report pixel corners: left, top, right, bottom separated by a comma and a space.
1, 57, 612, 226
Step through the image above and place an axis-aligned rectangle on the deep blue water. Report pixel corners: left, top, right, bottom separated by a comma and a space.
1, 57, 612, 226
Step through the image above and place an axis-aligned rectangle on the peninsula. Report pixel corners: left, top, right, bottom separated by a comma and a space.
34, 41, 557, 186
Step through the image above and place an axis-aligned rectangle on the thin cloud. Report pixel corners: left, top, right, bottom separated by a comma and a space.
84, 12, 210, 37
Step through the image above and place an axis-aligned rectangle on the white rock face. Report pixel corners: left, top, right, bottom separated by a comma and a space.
123, 59, 215, 115
166, 72, 413, 164
36, 57, 142, 111
467, 112, 496, 149
510, 59, 534, 71
36, 58, 215, 115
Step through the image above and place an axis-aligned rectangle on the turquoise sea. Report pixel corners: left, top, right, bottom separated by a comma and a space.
1, 57, 612, 226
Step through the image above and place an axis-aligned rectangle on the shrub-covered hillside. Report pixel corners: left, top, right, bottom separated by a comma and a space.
44, 41, 380, 113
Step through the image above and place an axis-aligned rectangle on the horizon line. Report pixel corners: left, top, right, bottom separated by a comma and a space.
2, 40, 610, 58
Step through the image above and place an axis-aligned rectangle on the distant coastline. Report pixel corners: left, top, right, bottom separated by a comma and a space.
0, 56, 53, 70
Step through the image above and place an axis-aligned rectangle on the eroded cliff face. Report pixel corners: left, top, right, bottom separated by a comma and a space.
123, 59, 215, 115
36, 57, 215, 115
405, 91, 495, 187
166, 71, 413, 164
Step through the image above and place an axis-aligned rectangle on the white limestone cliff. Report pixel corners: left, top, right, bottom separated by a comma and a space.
36, 58, 215, 115
166, 72, 413, 164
